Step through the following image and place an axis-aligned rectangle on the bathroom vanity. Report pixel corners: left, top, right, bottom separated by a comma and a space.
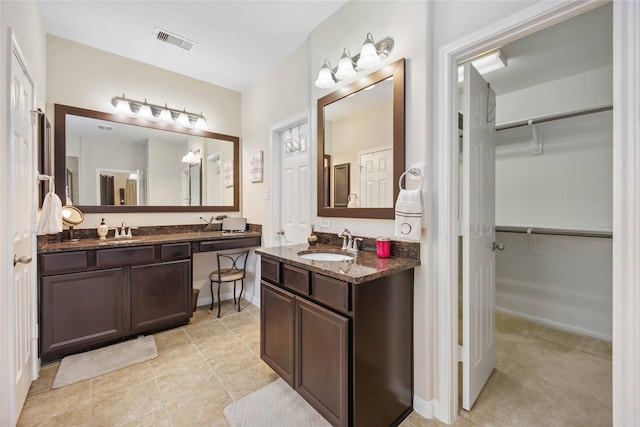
38, 230, 260, 362
256, 244, 419, 427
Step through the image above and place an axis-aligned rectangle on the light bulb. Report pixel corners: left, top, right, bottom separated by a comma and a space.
159, 104, 172, 121
177, 110, 189, 126
196, 115, 207, 130
115, 99, 131, 113
335, 49, 356, 80
357, 33, 381, 69
314, 61, 336, 89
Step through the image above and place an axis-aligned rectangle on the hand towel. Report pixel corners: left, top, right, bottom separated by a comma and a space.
394, 188, 422, 241
37, 191, 63, 235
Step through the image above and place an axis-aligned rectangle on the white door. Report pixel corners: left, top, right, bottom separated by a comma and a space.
358, 147, 393, 208
9, 41, 38, 422
280, 123, 310, 244
461, 63, 497, 410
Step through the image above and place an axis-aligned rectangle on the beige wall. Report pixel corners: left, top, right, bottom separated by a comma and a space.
46, 35, 242, 228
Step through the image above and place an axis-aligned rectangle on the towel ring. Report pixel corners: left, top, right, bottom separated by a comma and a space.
399, 168, 424, 191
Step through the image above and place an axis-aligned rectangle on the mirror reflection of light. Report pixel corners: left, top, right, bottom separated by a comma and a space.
62, 210, 71, 219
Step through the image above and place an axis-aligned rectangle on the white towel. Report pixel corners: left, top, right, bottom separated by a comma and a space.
394, 188, 422, 241
37, 191, 63, 235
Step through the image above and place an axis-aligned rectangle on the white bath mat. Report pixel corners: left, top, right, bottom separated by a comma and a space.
52, 335, 157, 389
224, 378, 331, 427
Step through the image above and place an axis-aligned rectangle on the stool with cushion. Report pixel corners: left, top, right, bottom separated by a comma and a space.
209, 250, 249, 318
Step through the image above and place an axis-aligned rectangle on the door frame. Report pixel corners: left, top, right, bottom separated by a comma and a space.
435, 0, 639, 424
269, 111, 309, 247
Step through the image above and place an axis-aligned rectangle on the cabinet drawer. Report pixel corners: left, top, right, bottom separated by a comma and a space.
96, 246, 155, 268
160, 243, 191, 260
198, 236, 261, 252
40, 251, 88, 275
313, 274, 351, 314
283, 264, 310, 296
261, 257, 280, 284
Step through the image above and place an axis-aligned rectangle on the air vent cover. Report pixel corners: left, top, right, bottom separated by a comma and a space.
152, 27, 195, 51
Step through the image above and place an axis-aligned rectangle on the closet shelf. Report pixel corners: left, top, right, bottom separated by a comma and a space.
495, 225, 612, 239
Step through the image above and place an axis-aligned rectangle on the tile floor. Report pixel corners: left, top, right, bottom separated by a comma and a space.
18, 302, 611, 427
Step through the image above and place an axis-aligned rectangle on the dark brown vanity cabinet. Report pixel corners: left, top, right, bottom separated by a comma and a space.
260, 256, 414, 427
39, 244, 192, 362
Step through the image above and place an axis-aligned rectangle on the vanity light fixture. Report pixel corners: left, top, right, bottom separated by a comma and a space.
181, 149, 200, 164
314, 33, 394, 89
111, 94, 207, 129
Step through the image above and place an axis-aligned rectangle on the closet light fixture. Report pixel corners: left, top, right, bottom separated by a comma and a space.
181, 149, 200, 164
110, 94, 207, 129
458, 49, 508, 82
314, 33, 394, 89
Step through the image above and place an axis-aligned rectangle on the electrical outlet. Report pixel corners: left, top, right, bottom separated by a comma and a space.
264, 188, 270, 200
320, 218, 330, 228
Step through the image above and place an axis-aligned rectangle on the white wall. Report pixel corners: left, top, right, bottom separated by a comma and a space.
46, 35, 242, 227
495, 111, 612, 230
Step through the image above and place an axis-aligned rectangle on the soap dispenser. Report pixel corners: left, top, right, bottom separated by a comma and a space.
97, 218, 108, 240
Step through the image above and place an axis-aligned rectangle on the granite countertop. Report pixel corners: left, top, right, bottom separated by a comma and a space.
38, 230, 262, 254
256, 243, 420, 284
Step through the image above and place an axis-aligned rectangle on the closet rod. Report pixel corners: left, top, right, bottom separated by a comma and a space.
495, 104, 613, 131
496, 226, 612, 239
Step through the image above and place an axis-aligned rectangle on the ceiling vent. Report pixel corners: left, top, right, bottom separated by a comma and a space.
152, 27, 195, 51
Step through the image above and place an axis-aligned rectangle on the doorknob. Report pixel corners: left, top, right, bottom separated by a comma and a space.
277, 229, 285, 236
492, 242, 505, 251
13, 254, 32, 266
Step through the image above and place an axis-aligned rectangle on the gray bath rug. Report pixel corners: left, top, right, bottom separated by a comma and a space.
224, 378, 331, 427
52, 335, 157, 389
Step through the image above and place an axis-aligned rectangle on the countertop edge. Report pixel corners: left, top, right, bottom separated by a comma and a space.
255, 245, 420, 284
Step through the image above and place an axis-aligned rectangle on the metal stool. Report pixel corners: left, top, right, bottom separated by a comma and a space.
209, 250, 249, 318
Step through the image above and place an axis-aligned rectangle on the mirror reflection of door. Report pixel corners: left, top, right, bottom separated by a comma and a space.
358, 146, 393, 208
189, 160, 202, 206
323, 155, 331, 207
334, 163, 350, 207
97, 169, 139, 206
207, 154, 222, 205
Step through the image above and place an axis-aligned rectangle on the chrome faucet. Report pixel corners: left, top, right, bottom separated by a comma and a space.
200, 216, 215, 231
115, 222, 136, 239
338, 229, 362, 254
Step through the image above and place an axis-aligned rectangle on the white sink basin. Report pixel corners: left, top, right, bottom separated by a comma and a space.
298, 252, 354, 262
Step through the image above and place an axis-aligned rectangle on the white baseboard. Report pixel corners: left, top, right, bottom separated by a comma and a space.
496, 306, 612, 341
413, 395, 434, 419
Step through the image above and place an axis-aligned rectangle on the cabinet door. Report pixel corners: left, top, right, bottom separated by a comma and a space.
260, 281, 295, 386
130, 259, 191, 333
295, 297, 349, 427
40, 268, 125, 361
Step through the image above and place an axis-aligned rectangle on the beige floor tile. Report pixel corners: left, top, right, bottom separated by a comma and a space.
221, 361, 278, 400
121, 408, 171, 427
183, 319, 230, 341
400, 411, 476, 427
91, 379, 163, 426
17, 381, 91, 426
21, 404, 91, 427
220, 311, 257, 330
191, 307, 219, 325
155, 361, 217, 404
206, 340, 262, 380
195, 331, 240, 359
165, 380, 233, 427
150, 343, 206, 378
154, 328, 192, 353
27, 362, 59, 396
92, 361, 155, 401
232, 323, 260, 355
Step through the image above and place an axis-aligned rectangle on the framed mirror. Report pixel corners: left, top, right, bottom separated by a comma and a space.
54, 104, 239, 213
317, 58, 404, 219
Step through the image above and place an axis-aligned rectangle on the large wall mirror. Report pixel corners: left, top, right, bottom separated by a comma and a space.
317, 58, 404, 219
54, 104, 239, 213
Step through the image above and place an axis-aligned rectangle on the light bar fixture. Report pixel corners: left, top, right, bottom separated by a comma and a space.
111, 94, 208, 130
181, 149, 201, 164
314, 33, 394, 89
